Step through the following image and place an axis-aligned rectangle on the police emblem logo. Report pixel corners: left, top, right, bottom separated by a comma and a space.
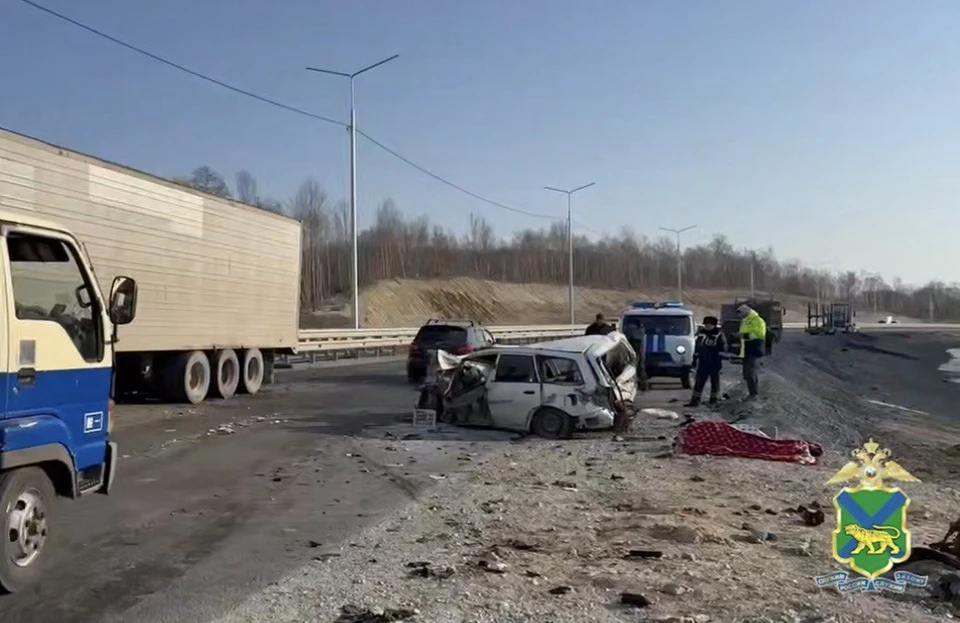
814, 439, 928, 593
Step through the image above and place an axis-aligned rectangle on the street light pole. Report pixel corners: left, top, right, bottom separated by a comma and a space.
544, 182, 595, 325
307, 54, 399, 330
659, 225, 696, 302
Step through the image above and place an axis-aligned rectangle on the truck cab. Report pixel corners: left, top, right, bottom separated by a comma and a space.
0, 210, 136, 592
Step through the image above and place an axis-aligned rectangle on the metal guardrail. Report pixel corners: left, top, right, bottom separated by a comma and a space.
296, 324, 588, 353
291, 321, 960, 360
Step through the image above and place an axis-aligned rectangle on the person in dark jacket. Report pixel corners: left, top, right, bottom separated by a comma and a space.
585, 313, 613, 336
684, 315, 728, 407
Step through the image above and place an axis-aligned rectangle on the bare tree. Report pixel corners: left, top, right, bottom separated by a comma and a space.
167, 170, 960, 321
236, 170, 258, 205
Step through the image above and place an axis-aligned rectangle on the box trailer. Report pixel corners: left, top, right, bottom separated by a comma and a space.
0, 127, 302, 404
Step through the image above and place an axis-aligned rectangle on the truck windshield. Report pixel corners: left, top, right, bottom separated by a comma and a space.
621, 315, 692, 337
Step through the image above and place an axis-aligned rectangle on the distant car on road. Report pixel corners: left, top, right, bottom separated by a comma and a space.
406, 319, 496, 383
878, 316, 898, 324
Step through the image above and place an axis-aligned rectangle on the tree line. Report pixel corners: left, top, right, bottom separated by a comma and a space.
173, 167, 960, 321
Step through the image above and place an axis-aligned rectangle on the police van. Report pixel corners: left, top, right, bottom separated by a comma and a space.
618, 302, 696, 388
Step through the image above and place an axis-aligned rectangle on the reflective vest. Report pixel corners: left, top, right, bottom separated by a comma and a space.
739, 310, 767, 357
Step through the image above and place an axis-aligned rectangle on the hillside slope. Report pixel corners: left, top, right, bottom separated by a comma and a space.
303, 277, 821, 328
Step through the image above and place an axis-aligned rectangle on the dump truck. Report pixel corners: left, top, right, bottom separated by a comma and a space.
720, 297, 784, 356
0, 127, 301, 404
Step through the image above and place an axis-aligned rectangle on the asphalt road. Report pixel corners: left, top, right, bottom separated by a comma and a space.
0, 355, 707, 623
0, 358, 444, 623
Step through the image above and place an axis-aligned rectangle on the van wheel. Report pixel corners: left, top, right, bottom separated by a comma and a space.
681, 371, 691, 389
531, 408, 572, 440
239, 348, 264, 395
162, 351, 211, 404
212, 349, 240, 399
0, 467, 57, 594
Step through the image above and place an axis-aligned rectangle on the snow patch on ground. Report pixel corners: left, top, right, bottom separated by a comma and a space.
940, 348, 960, 383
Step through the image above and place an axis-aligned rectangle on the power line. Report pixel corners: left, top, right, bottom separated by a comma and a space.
356, 131, 556, 220
16, 0, 562, 222
17, 0, 345, 128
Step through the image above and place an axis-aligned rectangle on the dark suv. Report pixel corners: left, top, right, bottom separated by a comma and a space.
406, 319, 496, 383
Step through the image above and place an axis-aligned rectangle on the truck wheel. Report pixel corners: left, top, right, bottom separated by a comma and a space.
162, 351, 211, 404
0, 467, 57, 593
239, 348, 264, 395
531, 407, 573, 440
681, 371, 691, 390
765, 338, 774, 356
211, 349, 240, 399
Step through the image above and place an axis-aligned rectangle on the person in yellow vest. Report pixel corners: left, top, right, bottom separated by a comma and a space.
737, 304, 767, 399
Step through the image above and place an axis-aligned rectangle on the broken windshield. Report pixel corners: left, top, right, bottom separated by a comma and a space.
621, 315, 692, 337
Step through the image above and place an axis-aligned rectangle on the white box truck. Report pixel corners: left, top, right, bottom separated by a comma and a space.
0, 127, 302, 404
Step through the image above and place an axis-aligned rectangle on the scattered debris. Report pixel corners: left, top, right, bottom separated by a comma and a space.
642, 408, 680, 420
334, 604, 417, 622
620, 591, 652, 608
405, 561, 455, 579
548, 585, 571, 595
552, 480, 578, 490
797, 502, 826, 526
477, 559, 508, 574
623, 549, 663, 560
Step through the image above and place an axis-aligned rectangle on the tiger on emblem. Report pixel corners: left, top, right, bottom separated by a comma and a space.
843, 524, 902, 555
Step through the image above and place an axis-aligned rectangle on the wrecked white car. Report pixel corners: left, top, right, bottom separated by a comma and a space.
425, 332, 638, 439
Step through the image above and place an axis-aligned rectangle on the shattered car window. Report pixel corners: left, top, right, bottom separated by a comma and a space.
602, 342, 635, 379
536, 355, 584, 385
621, 315, 692, 337
494, 354, 537, 383
414, 325, 468, 347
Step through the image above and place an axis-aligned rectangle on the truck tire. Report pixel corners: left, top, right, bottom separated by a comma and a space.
239, 348, 264, 395
211, 349, 240, 399
681, 370, 691, 390
0, 467, 57, 593
162, 350, 211, 404
765, 336, 774, 356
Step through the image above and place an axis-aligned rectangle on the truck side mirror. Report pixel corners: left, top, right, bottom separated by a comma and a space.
109, 275, 138, 326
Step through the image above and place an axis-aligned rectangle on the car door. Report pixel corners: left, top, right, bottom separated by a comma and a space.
486, 353, 540, 430
536, 354, 589, 413
3, 226, 110, 473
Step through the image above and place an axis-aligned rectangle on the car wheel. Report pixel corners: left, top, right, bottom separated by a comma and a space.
531, 407, 572, 440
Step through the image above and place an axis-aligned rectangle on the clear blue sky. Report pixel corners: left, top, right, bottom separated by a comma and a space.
2, 0, 958, 286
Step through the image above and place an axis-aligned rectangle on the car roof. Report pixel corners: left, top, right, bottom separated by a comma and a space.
621, 307, 694, 317
473, 332, 632, 358
417, 321, 476, 329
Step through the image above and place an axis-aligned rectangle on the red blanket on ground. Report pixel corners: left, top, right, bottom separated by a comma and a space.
676, 421, 823, 464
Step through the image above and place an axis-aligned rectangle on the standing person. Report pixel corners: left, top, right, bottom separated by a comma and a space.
737, 304, 767, 400
684, 315, 727, 406
585, 313, 613, 336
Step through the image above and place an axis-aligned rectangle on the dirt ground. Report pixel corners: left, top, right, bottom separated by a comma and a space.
217, 329, 960, 623
302, 277, 827, 328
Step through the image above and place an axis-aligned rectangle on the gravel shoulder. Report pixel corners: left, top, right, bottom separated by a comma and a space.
216, 331, 960, 623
